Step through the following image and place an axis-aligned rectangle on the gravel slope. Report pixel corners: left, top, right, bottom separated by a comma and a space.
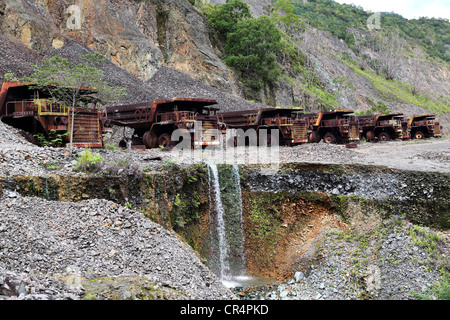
0, 196, 236, 300
1, 120, 449, 300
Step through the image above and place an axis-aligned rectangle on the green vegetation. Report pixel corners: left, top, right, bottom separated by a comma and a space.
25, 53, 126, 154
354, 100, 392, 116
34, 129, 69, 147
248, 196, 280, 242
170, 165, 207, 229
408, 225, 448, 270
4, 72, 19, 82
73, 148, 104, 173
205, 0, 282, 90
207, 0, 251, 38
292, 0, 450, 62
200, 0, 449, 112
225, 16, 282, 89
413, 275, 450, 300
347, 61, 450, 115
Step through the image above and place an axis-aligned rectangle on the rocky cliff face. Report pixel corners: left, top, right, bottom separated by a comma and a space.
0, 0, 449, 128
0, 0, 239, 92
0, 0, 259, 110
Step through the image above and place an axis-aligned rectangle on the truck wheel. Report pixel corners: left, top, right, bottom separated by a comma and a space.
366, 131, 375, 142
323, 132, 336, 144
158, 133, 172, 147
310, 132, 321, 143
413, 131, 425, 139
143, 130, 158, 149
378, 132, 390, 141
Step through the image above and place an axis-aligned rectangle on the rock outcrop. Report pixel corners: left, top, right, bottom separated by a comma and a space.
0, 0, 448, 129
1, 0, 238, 92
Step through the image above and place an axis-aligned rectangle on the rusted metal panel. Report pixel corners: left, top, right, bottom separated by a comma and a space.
301, 110, 360, 144
292, 119, 308, 144
67, 109, 103, 148
406, 114, 442, 139
219, 107, 304, 146
356, 113, 404, 141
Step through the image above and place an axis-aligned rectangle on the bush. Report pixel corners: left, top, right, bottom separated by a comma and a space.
206, 0, 251, 38
73, 149, 104, 173
34, 130, 69, 147
413, 275, 450, 300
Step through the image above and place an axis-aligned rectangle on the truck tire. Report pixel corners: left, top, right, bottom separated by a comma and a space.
310, 131, 321, 143
366, 131, 375, 142
378, 132, 390, 141
413, 131, 425, 139
158, 133, 172, 148
143, 130, 158, 149
323, 132, 336, 144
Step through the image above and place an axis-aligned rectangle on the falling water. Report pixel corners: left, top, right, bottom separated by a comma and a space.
208, 163, 231, 280
207, 163, 249, 287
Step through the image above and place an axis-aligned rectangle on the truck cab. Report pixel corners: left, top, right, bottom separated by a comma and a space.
405, 114, 442, 139
357, 113, 404, 142
219, 107, 307, 146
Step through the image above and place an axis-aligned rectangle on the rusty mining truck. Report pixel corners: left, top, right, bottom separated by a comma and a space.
219, 107, 308, 146
404, 114, 442, 139
0, 82, 104, 148
304, 110, 360, 144
105, 98, 225, 149
357, 113, 406, 141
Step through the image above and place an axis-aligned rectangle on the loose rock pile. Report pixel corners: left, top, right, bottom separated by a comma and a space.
232, 216, 448, 300
0, 196, 236, 300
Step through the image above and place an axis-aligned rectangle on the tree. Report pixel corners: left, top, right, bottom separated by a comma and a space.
25, 53, 125, 154
271, 0, 304, 37
224, 16, 282, 90
207, 0, 251, 39
376, 30, 404, 80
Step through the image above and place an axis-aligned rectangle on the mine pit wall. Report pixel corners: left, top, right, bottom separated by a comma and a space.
0, 163, 449, 280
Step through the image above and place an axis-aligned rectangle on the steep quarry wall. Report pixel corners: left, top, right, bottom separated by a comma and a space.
1, 162, 448, 281
0, 0, 238, 93
0, 0, 448, 127
241, 163, 449, 229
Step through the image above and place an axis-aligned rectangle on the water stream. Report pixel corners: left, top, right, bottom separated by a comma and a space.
207, 163, 262, 288
208, 163, 231, 281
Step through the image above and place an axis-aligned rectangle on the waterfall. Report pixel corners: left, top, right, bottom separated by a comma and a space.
207, 163, 246, 284
231, 164, 246, 275
208, 163, 231, 280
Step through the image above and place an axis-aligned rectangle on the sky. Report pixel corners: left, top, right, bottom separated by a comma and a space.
334, 0, 450, 20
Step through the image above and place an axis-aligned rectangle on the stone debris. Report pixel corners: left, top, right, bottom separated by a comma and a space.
0, 196, 236, 300
232, 216, 448, 300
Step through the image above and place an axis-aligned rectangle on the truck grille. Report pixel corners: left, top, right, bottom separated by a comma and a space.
434, 123, 441, 136
69, 110, 103, 148
292, 121, 308, 142
349, 124, 360, 141
195, 120, 219, 145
